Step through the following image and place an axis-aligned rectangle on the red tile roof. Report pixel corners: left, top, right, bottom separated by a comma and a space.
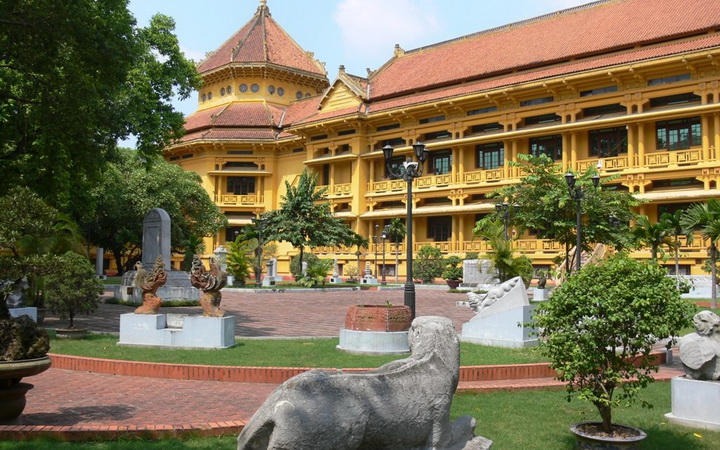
197, 3, 326, 77
184, 103, 283, 132
370, 0, 720, 98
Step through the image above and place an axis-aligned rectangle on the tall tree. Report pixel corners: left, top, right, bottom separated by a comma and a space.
681, 199, 720, 308
660, 210, 684, 286
81, 150, 227, 274
0, 1, 200, 215
492, 154, 639, 267
631, 215, 672, 261
262, 169, 362, 266
387, 218, 406, 283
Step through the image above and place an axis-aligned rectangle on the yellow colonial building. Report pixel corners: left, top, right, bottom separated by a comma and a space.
165, 0, 720, 278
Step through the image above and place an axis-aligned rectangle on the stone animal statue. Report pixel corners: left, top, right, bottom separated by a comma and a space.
236, 316, 492, 450
134, 256, 167, 314
679, 310, 720, 380
190, 255, 227, 317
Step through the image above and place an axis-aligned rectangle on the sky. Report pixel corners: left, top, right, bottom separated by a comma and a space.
128, 0, 591, 119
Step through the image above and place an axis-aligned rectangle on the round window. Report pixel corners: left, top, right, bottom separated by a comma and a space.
277, 87, 284, 97
268, 85, 275, 94
239, 84, 248, 93
202, 94, 207, 102
227, 85, 232, 94
251, 83, 260, 93
220, 87, 226, 96
296, 91, 303, 99
208, 92, 213, 100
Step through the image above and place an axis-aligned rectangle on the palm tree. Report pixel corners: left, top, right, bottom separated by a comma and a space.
681, 199, 720, 308
386, 218, 406, 282
660, 210, 684, 288
631, 215, 672, 261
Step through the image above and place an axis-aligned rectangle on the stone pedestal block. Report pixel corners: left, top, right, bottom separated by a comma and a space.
118, 313, 235, 349
337, 329, 409, 354
533, 288, 549, 301
665, 376, 720, 430
460, 305, 537, 348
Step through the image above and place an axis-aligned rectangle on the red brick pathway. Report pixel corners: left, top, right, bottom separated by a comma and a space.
1, 287, 686, 441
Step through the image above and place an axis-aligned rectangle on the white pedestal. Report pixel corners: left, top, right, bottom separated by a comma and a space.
118, 313, 235, 349
533, 288, 549, 301
665, 376, 720, 430
460, 305, 537, 348
337, 329, 409, 354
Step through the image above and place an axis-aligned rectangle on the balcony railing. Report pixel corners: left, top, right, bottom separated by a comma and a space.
578, 155, 630, 173
644, 148, 703, 168
219, 194, 263, 205
463, 168, 504, 184
316, 183, 353, 198
416, 173, 452, 189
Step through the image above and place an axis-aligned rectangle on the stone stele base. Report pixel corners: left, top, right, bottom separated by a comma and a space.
665, 376, 720, 430
337, 329, 409, 355
118, 313, 235, 349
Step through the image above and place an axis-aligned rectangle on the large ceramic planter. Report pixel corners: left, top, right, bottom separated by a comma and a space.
344, 305, 412, 332
0, 356, 52, 421
570, 422, 647, 450
446, 279, 461, 289
55, 327, 88, 339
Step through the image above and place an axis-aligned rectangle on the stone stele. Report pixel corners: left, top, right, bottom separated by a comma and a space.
237, 316, 492, 450
679, 310, 720, 380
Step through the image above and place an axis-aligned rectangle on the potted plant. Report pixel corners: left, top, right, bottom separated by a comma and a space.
442, 256, 464, 289
44, 251, 104, 339
344, 265, 359, 283
532, 254, 694, 447
226, 237, 251, 287
0, 285, 51, 420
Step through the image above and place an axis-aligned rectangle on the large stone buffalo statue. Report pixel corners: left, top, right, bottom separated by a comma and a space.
237, 316, 491, 450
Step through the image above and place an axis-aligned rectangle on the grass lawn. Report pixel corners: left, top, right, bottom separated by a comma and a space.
3, 381, 718, 449
48, 333, 548, 368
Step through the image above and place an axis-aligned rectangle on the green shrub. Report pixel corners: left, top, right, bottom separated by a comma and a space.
532, 254, 695, 433
442, 256, 464, 281
299, 259, 333, 287
290, 253, 319, 281
44, 251, 104, 329
414, 245, 444, 283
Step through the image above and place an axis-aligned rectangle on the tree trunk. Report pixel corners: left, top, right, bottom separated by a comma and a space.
651, 245, 658, 261
674, 233, 680, 290
594, 401, 613, 434
112, 249, 124, 276
69, 311, 75, 329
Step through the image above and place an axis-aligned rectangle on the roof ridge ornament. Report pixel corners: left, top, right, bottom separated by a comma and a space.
258, 0, 269, 14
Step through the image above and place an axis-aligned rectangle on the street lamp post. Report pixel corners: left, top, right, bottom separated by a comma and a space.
495, 202, 518, 240
383, 141, 429, 319
381, 225, 389, 286
373, 224, 379, 279
565, 172, 600, 273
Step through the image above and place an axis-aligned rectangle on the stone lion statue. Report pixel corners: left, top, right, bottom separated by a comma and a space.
237, 316, 492, 450
679, 310, 720, 380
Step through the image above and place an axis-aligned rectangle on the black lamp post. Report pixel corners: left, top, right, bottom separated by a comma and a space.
381, 225, 389, 286
495, 202, 518, 240
383, 141, 429, 319
565, 172, 600, 273
373, 223, 379, 279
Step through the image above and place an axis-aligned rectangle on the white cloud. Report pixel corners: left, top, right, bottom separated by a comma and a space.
333, 0, 441, 62
180, 45, 206, 64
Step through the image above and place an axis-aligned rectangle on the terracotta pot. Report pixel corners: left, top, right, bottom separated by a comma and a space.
0, 356, 52, 421
55, 328, 88, 339
570, 422, 647, 450
344, 305, 412, 332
